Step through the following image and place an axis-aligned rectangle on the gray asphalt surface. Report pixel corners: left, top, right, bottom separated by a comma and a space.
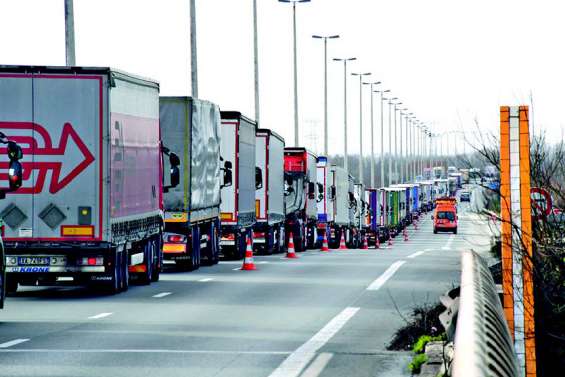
0, 198, 492, 377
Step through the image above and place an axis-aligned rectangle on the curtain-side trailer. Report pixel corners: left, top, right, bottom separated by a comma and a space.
0, 66, 180, 294
220, 112, 257, 259
327, 165, 350, 248
316, 157, 332, 247
159, 97, 221, 270
353, 183, 366, 247
253, 129, 285, 254
364, 188, 379, 246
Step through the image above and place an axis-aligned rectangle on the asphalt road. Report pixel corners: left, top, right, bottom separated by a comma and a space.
0, 200, 493, 377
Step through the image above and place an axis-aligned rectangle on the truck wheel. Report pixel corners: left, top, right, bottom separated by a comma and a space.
139, 241, 153, 285
151, 237, 161, 282
453, 228, 458, 235
0, 272, 5, 308
120, 250, 129, 292
5, 278, 17, 295
104, 251, 121, 295
433, 228, 438, 234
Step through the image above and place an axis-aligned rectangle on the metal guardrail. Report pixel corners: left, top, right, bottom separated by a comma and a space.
452, 251, 520, 377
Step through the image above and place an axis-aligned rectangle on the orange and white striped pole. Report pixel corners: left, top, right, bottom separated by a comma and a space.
500, 106, 536, 377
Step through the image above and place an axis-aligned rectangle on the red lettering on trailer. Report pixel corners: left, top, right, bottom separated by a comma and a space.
0, 121, 95, 194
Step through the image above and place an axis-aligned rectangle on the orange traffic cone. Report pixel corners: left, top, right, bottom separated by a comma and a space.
375, 233, 380, 249
241, 236, 256, 270
413, 218, 419, 230
338, 232, 348, 250
403, 228, 409, 242
286, 232, 298, 259
361, 235, 369, 250
387, 233, 393, 247
320, 231, 330, 252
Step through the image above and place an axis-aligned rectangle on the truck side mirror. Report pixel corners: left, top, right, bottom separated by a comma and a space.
221, 160, 233, 189
8, 160, 23, 191
255, 167, 263, 190
169, 152, 180, 189
316, 183, 324, 202
308, 182, 315, 199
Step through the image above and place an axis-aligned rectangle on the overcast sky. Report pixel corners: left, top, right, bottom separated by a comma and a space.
1, 0, 563, 156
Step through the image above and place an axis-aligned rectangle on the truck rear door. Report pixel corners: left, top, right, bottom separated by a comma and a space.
0, 73, 102, 242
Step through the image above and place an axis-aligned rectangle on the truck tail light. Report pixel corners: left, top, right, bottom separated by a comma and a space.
167, 234, 186, 243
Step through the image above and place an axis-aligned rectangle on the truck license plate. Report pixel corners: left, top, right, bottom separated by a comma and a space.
17, 257, 51, 266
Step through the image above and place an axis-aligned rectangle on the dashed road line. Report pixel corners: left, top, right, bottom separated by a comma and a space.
442, 235, 455, 250
153, 292, 173, 298
366, 261, 406, 291
0, 339, 30, 348
198, 278, 214, 282
268, 307, 359, 377
88, 312, 113, 320
406, 251, 425, 259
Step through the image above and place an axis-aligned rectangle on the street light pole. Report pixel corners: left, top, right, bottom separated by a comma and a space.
333, 57, 356, 174
405, 113, 413, 182
387, 97, 397, 186
363, 82, 381, 188
64, 0, 76, 66
279, 0, 310, 146
378, 90, 390, 187
313, 34, 340, 156
393, 101, 402, 184
399, 108, 407, 183
190, 0, 198, 98
352, 72, 371, 184
253, 0, 260, 125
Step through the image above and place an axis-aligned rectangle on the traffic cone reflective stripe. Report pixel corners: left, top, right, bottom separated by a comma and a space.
361, 235, 369, 250
404, 228, 409, 242
338, 232, 348, 250
320, 231, 330, 252
241, 236, 256, 270
388, 233, 393, 247
286, 232, 298, 259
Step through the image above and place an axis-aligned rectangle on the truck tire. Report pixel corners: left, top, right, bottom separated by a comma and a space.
0, 272, 5, 308
453, 228, 458, 235
151, 237, 161, 282
138, 240, 153, 285
103, 250, 121, 295
433, 228, 438, 234
5, 278, 17, 295
120, 250, 129, 292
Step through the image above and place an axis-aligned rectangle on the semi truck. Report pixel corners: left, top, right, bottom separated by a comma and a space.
316, 157, 333, 246
283, 148, 318, 252
253, 128, 285, 254
159, 97, 221, 270
326, 165, 350, 248
353, 183, 367, 247
219, 112, 257, 259
364, 188, 379, 247
0, 66, 179, 294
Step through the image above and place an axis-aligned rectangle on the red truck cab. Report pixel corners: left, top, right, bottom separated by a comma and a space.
433, 198, 458, 234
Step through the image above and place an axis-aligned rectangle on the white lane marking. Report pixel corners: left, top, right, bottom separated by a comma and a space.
424, 248, 433, 252
300, 352, 334, 377
232, 267, 241, 271
198, 278, 214, 282
0, 349, 291, 355
257, 261, 269, 264
153, 292, 172, 298
268, 307, 359, 377
406, 251, 425, 259
88, 312, 113, 320
442, 235, 455, 250
366, 261, 406, 291
0, 339, 30, 348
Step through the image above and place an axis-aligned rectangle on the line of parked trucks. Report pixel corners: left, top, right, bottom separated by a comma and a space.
0, 65, 455, 302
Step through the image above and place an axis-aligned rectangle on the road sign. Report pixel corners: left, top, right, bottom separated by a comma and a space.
530, 187, 552, 217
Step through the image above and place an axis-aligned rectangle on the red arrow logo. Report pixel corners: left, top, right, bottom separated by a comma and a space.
0, 121, 95, 194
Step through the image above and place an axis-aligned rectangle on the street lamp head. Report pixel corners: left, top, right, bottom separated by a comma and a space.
279, 0, 311, 3
333, 57, 356, 62
313, 34, 340, 39
351, 72, 371, 77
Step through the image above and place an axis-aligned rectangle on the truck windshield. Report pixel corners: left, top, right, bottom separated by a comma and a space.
437, 211, 455, 221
